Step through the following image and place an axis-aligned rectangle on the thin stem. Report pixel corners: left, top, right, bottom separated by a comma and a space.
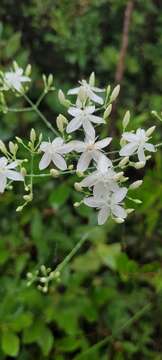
23, 93, 60, 137
7, 107, 33, 112
77, 303, 151, 359
36, 90, 47, 107
53, 232, 90, 275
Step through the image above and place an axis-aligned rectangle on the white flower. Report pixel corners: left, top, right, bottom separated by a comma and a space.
84, 187, 127, 225
39, 137, 72, 171
80, 157, 119, 192
67, 106, 105, 138
71, 133, 112, 172
120, 128, 156, 162
0, 157, 23, 193
68, 79, 105, 105
3, 68, 31, 92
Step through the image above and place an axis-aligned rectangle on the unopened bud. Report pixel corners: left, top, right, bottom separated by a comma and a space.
25, 64, 32, 76
146, 126, 156, 137
114, 172, 124, 181
119, 157, 129, 168
73, 202, 81, 208
114, 217, 125, 224
76, 171, 84, 178
48, 74, 53, 87
133, 161, 145, 169
104, 104, 112, 119
74, 182, 83, 192
0, 140, 7, 154
16, 205, 24, 212
30, 128, 36, 143
106, 85, 111, 97
23, 193, 33, 202
120, 176, 129, 183
89, 72, 95, 86
56, 114, 68, 133
129, 180, 143, 190
16, 137, 23, 144
122, 111, 130, 130
21, 167, 27, 177
126, 208, 134, 214
128, 197, 142, 204
50, 169, 60, 177
68, 164, 74, 170
58, 90, 70, 107
110, 85, 120, 102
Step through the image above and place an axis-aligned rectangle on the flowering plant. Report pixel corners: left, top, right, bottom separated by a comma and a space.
0, 62, 158, 226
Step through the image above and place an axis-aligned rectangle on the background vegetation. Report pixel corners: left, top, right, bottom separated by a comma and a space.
0, 0, 162, 359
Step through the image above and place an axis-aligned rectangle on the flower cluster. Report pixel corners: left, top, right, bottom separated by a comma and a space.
0, 63, 157, 225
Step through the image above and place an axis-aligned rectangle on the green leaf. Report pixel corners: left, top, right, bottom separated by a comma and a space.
49, 183, 71, 207
5, 32, 21, 58
2, 330, 20, 357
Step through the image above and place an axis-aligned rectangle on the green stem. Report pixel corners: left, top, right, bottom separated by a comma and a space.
76, 303, 151, 359
23, 93, 59, 137
7, 107, 33, 112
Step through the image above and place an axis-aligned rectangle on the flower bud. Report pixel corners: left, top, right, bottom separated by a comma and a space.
16, 205, 24, 212
110, 85, 120, 102
114, 217, 125, 224
128, 197, 142, 204
126, 208, 134, 214
25, 64, 32, 76
74, 182, 83, 192
129, 180, 143, 190
133, 161, 145, 169
56, 114, 68, 133
30, 128, 36, 143
68, 164, 74, 170
0, 140, 7, 154
122, 111, 130, 130
16, 137, 23, 144
58, 90, 70, 107
106, 85, 111, 97
73, 202, 81, 207
76, 171, 84, 178
47, 74, 53, 87
104, 104, 112, 119
21, 167, 27, 177
113, 172, 124, 181
89, 72, 95, 86
50, 169, 60, 177
146, 126, 156, 137
118, 157, 129, 168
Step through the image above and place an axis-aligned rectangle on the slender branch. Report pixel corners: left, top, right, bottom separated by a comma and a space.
22, 93, 60, 137
77, 302, 151, 359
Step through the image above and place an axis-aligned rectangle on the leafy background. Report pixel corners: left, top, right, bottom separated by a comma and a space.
0, 0, 162, 359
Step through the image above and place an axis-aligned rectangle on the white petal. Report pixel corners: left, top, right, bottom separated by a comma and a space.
94, 153, 112, 168
6, 161, 18, 169
91, 86, 105, 93
77, 152, 92, 172
39, 152, 52, 170
97, 156, 111, 172
59, 143, 74, 154
68, 107, 82, 117
0, 174, 7, 193
52, 137, 64, 147
85, 106, 95, 114
84, 196, 102, 208
98, 206, 110, 225
67, 87, 80, 95
137, 146, 146, 162
122, 132, 138, 142
0, 157, 8, 167
93, 182, 110, 199
144, 143, 156, 152
66, 117, 82, 133
71, 140, 86, 152
89, 90, 104, 105
112, 188, 127, 203
39, 142, 50, 151
80, 172, 98, 187
90, 115, 104, 124
52, 153, 67, 170
112, 205, 127, 219
82, 120, 95, 138
96, 137, 112, 149
5, 170, 23, 181
119, 143, 137, 157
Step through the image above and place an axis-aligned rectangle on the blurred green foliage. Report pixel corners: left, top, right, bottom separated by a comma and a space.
0, 0, 162, 359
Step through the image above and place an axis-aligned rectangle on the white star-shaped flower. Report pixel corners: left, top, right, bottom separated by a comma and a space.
3, 68, 31, 92
0, 157, 23, 193
68, 79, 105, 105
84, 187, 127, 225
71, 133, 112, 172
120, 128, 156, 162
67, 106, 105, 138
80, 157, 119, 192
39, 137, 72, 171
